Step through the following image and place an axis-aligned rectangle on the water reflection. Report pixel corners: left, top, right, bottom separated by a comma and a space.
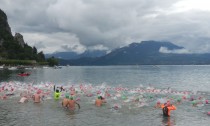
0, 69, 12, 81
162, 116, 176, 126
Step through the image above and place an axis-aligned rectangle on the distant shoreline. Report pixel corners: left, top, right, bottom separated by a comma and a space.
0, 59, 48, 66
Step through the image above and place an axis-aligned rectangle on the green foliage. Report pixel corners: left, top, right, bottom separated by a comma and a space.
0, 40, 46, 61
0, 59, 36, 65
37, 62, 48, 65
47, 57, 58, 66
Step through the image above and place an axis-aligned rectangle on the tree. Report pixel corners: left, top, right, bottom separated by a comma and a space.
33, 46, 37, 54
47, 56, 58, 66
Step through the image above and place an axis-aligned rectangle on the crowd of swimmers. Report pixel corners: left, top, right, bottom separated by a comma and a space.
1, 83, 210, 118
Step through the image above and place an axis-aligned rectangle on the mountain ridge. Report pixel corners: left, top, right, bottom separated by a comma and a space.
60, 41, 210, 65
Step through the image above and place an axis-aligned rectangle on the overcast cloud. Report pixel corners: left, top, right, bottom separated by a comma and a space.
1, 0, 210, 54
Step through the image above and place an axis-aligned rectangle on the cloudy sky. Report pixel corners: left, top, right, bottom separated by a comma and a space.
1, 0, 210, 54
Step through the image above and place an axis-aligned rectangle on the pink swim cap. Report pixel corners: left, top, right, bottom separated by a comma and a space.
37, 89, 42, 94
207, 112, 210, 115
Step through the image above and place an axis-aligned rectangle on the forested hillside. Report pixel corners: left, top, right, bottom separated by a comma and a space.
0, 9, 45, 62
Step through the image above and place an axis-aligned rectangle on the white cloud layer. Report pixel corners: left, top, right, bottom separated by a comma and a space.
1, 0, 210, 54
159, 47, 190, 54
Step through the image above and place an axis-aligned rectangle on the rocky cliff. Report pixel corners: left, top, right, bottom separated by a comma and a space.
0, 9, 12, 45
14, 33, 25, 47
0, 9, 45, 61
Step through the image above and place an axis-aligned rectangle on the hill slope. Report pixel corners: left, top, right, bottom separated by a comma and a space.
0, 9, 45, 62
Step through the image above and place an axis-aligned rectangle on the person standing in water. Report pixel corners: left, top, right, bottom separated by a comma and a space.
33, 91, 42, 103
161, 102, 176, 117
68, 97, 80, 111
95, 96, 106, 107
62, 95, 69, 108
54, 85, 61, 100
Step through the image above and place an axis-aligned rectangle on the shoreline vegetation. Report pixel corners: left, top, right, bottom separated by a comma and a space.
0, 59, 48, 66
0, 56, 58, 67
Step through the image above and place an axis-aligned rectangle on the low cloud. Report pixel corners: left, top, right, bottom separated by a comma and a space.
61, 44, 86, 54
1, 0, 210, 53
159, 46, 190, 54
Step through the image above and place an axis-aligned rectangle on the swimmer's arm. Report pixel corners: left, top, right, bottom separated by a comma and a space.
76, 102, 80, 109
54, 85, 55, 92
168, 105, 176, 110
160, 104, 164, 109
64, 101, 70, 107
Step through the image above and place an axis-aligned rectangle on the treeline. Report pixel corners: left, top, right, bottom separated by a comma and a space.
0, 59, 47, 66
0, 57, 58, 66
0, 42, 45, 61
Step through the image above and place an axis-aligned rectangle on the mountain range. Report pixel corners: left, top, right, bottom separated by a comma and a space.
50, 41, 210, 65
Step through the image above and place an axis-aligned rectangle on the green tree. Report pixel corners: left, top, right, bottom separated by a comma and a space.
47, 56, 58, 66
33, 46, 37, 54
37, 51, 45, 62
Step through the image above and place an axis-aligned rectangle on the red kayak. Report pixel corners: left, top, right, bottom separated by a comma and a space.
18, 73, 30, 76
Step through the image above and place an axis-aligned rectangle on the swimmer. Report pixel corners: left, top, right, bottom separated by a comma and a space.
95, 96, 106, 107
161, 103, 176, 117
68, 97, 80, 111
105, 90, 111, 97
54, 85, 61, 100
207, 112, 210, 116
112, 104, 120, 110
189, 96, 195, 101
60, 86, 65, 92
19, 96, 28, 103
62, 95, 69, 108
70, 88, 76, 96
205, 100, 209, 104
32, 91, 41, 103
5, 93, 14, 96
154, 101, 161, 108
192, 100, 198, 107
176, 97, 182, 105
0, 94, 7, 100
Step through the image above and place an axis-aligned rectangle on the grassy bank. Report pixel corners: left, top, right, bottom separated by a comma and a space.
0, 60, 48, 66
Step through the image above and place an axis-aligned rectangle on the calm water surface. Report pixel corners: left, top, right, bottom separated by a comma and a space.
0, 65, 210, 126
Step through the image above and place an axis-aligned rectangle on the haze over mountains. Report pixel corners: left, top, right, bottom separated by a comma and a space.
47, 41, 210, 65
45, 50, 107, 60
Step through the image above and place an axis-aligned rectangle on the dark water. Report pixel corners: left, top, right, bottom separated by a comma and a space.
0, 65, 210, 126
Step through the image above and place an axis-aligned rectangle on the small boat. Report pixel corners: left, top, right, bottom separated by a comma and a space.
8, 66, 17, 70
54, 66, 62, 69
0, 66, 4, 69
18, 73, 30, 76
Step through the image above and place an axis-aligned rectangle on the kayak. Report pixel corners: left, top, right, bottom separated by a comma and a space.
18, 73, 30, 76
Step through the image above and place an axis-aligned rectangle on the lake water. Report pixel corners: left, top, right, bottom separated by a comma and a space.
0, 65, 210, 126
